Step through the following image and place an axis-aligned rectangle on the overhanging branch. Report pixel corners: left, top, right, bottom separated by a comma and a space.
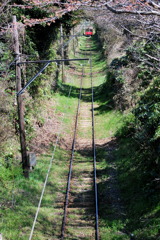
104, 3, 160, 16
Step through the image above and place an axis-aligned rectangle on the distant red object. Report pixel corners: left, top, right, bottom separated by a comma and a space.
84, 28, 93, 36
85, 31, 93, 36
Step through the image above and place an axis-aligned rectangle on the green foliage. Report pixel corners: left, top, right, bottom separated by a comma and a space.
137, 64, 156, 87
110, 56, 128, 70
116, 76, 160, 181
95, 110, 124, 139
154, 126, 160, 141
115, 137, 160, 240
126, 37, 159, 71
134, 77, 160, 142
116, 113, 135, 137
115, 69, 125, 84
0, 42, 15, 82
114, 76, 160, 239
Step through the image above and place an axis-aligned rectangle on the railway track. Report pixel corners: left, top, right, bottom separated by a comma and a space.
60, 41, 99, 239
28, 36, 99, 240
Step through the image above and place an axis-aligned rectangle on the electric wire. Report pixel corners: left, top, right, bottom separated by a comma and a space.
25, 28, 98, 239
16, 59, 89, 96
28, 83, 73, 240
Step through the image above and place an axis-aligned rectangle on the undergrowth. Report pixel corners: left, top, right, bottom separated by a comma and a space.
0, 147, 69, 240
115, 137, 160, 240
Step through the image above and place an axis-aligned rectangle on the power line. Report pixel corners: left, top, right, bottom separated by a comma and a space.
28, 76, 74, 240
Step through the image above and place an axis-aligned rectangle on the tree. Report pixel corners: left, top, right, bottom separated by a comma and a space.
1, 0, 159, 82
1, 1, 159, 28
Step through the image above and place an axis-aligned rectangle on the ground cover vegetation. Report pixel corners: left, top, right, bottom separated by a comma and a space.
0, 69, 79, 239
86, 8, 160, 240
0, 0, 160, 239
0, 4, 82, 238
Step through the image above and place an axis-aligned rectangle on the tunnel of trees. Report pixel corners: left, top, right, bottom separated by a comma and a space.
0, 1, 160, 239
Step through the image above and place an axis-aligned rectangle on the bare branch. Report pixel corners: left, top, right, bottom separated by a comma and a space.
120, 24, 149, 39
104, 2, 160, 16
145, 53, 160, 62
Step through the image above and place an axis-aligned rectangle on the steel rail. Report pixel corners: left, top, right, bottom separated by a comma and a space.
61, 65, 84, 240
90, 57, 99, 240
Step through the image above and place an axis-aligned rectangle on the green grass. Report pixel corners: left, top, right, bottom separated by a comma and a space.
114, 138, 160, 240
96, 147, 130, 240
69, 33, 132, 240
52, 91, 79, 134
0, 147, 70, 240
3, 24, 158, 240
0, 84, 79, 239
94, 110, 124, 139
100, 221, 130, 240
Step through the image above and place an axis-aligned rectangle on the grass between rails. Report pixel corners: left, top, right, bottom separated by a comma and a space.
53, 92, 78, 134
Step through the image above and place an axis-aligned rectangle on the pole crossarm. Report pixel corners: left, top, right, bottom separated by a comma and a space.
17, 62, 50, 96
16, 58, 89, 65
16, 58, 89, 96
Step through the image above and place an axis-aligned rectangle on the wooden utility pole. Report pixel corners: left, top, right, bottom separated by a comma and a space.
60, 24, 64, 82
73, 27, 76, 57
12, 16, 29, 178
